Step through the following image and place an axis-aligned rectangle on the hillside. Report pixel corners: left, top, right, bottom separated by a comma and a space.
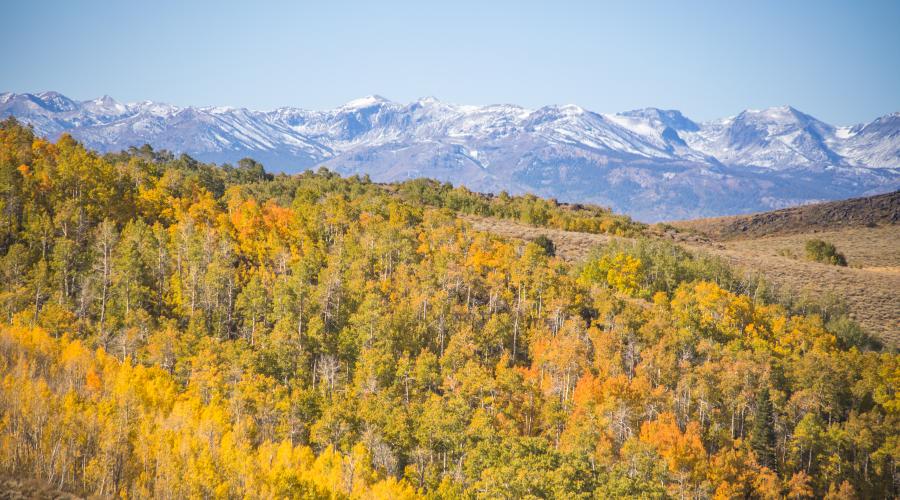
467, 213, 900, 346
655, 192, 899, 344
672, 190, 900, 239
3, 91, 899, 220
0, 119, 896, 498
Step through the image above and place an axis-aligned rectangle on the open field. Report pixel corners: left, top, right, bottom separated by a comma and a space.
464, 215, 617, 260
714, 225, 900, 268
465, 215, 900, 347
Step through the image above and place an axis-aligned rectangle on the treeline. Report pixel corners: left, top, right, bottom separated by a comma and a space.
394, 178, 644, 236
0, 117, 896, 498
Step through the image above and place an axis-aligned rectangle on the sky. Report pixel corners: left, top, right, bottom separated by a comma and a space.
3, 0, 898, 124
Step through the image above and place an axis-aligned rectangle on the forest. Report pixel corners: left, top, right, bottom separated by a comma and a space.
0, 116, 896, 498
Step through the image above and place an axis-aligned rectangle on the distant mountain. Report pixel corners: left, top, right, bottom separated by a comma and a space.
2, 91, 898, 221
682, 106, 842, 169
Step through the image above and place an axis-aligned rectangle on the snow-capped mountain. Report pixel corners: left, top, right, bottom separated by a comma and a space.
2, 91, 897, 221
836, 112, 900, 168
681, 106, 844, 170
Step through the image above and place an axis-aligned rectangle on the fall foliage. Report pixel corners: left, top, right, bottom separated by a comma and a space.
0, 117, 896, 498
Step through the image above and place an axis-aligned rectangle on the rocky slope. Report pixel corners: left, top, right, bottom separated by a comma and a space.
672, 190, 899, 239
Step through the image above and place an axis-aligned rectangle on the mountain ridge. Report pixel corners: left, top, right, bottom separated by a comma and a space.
2, 91, 898, 221
672, 189, 900, 239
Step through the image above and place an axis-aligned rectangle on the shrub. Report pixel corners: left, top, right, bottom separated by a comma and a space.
532, 235, 556, 257
804, 239, 847, 266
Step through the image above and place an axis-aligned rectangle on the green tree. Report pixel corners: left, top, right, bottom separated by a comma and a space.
750, 386, 777, 470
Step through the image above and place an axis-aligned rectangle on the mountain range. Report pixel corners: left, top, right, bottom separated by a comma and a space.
2, 91, 898, 221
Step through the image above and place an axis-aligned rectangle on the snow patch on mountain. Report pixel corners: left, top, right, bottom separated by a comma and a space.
1, 91, 897, 220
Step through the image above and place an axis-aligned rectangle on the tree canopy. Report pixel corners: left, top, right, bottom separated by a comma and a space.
0, 117, 896, 498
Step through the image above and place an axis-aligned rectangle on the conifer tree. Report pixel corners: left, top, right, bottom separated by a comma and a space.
750, 386, 777, 470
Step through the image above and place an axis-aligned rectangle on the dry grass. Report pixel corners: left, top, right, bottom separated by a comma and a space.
464, 215, 900, 347
705, 245, 899, 346
0, 475, 79, 499
464, 216, 617, 260
716, 225, 900, 268
702, 225, 900, 346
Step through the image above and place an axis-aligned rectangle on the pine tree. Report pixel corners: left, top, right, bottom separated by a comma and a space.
750, 386, 776, 470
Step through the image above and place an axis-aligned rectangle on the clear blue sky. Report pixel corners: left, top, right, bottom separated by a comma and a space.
3, 0, 898, 124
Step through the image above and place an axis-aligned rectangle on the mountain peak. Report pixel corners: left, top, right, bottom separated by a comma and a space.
79, 94, 129, 117
541, 103, 584, 116
36, 90, 66, 99
741, 105, 797, 119
94, 94, 118, 105
620, 108, 699, 132
416, 96, 441, 105
33, 91, 79, 112
341, 95, 392, 109
1, 90, 897, 220
729, 106, 832, 133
